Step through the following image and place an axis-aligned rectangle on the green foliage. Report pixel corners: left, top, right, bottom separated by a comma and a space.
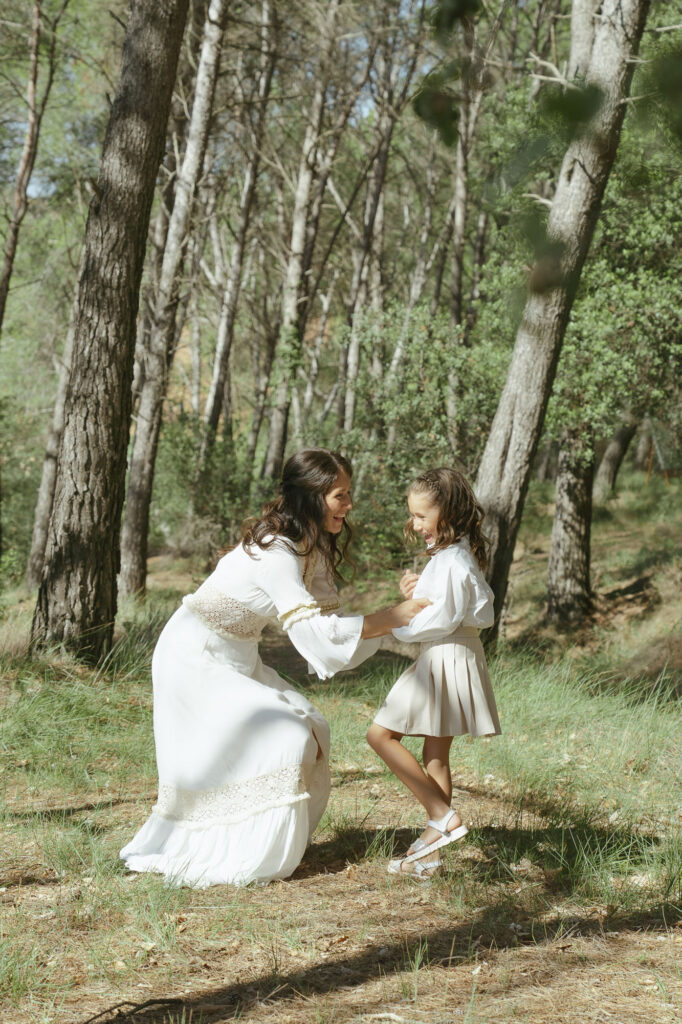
537, 83, 604, 144
316, 302, 508, 559
150, 409, 244, 557
429, 0, 481, 43
412, 67, 461, 147
0, 397, 43, 586
545, 117, 682, 451
638, 40, 682, 146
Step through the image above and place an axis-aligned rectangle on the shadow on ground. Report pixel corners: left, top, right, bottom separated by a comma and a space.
78, 902, 678, 1024
78, 815, 680, 1024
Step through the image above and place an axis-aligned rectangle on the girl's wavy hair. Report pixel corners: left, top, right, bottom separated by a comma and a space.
405, 467, 489, 570
242, 448, 354, 581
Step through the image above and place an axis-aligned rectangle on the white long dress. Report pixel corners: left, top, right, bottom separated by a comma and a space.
120, 539, 379, 888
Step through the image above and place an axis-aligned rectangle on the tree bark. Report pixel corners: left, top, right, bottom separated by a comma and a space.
535, 439, 557, 483
26, 317, 75, 589
593, 411, 639, 501
546, 433, 594, 624
119, 0, 228, 599
302, 273, 337, 420
465, 207, 488, 336
474, 0, 651, 639
31, 0, 190, 661
342, 153, 390, 432
634, 417, 651, 471
569, 0, 600, 79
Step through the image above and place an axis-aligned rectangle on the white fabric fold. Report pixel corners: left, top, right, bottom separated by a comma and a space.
287, 611, 365, 679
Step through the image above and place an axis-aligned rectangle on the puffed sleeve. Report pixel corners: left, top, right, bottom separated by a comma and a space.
258, 541, 378, 679
392, 556, 471, 643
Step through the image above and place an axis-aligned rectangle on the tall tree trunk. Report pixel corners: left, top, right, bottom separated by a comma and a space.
3, 1, 68, 566
465, 207, 488, 336
341, 13, 425, 433
474, 0, 650, 639
634, 418, 651, 471
32, 25, 193, 593
546, 433, 594, 624
262, 0, 340, 480
200, 0, 275, 460
26, 318, 75, 589
31, 0, 190, 661
593, 412, 639, 501
440, 3, 505, 451
119, 0, 228, 598
535, 439, 557, 483
302, 273, 337, 419
343, 139, 393, 432
569, 0, 600, 79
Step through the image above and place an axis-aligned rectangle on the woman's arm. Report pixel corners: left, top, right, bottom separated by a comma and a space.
361, 598, 430, 639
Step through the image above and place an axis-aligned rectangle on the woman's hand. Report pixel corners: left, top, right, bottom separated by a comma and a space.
361, 597, 430, 638
399, 570, 419, 599
391, 597, 430, 627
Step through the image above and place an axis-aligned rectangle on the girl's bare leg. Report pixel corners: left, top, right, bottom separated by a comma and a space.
367, 725, 451, 822
418, 735, 461, 843
422, 735, 453, 805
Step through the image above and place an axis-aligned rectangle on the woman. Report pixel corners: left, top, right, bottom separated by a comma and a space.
120, 448, 426, 887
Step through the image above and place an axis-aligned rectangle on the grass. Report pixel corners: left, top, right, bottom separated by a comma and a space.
0, 473, 681, 1022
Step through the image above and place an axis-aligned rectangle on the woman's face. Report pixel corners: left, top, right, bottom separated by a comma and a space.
408, 490, 440, 548
323, 470, 352, 533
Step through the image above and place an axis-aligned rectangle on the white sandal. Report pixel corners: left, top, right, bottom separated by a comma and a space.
400, 810, 468, 866
387, 837, 428, 876
387, 854, 442, 880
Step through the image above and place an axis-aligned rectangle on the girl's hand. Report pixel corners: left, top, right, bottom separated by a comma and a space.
392, 597, 430, 627
399, 570, 419, 599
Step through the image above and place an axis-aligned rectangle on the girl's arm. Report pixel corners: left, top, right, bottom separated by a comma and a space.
393, 555, 470, 642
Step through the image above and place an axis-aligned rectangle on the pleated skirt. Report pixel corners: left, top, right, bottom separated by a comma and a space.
373, 627, 501, 738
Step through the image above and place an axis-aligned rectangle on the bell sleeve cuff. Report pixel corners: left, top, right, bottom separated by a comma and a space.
285, 612, 366, 680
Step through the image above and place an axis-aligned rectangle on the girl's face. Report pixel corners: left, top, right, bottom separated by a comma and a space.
323, 470, 353, 533
408, 490, 440, 548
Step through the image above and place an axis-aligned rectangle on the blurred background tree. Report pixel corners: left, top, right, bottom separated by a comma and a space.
0, 0, 680, 657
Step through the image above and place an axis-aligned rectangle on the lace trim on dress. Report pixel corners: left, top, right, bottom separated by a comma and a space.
153, 764, 310, 829
183, 582, 269, 641
278, 601, 321, 631
319, 599, 340, 614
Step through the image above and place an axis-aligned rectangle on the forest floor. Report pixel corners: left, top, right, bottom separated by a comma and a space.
1, 473, 681, 1024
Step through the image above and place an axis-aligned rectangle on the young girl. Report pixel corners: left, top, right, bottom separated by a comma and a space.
367, 467, 500, 879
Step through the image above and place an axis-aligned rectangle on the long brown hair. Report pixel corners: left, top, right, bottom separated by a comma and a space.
242, 448, 353, 580
405, 467, 489, 570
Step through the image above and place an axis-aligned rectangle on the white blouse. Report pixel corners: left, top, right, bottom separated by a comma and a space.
393, 540, 494, 643
182, 538, 379, 679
